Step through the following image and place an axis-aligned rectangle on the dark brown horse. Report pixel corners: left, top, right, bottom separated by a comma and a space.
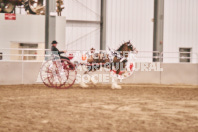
80, 41, 138, 89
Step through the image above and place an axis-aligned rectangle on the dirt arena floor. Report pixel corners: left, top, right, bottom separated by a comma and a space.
0, 84, 198, 132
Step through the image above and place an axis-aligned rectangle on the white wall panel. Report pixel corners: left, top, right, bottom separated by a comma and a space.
106, 0, 154, 62
163, 0, 198, 63
63, 0, 101, 21
66, 22, 100, 50
0, 14, 45, 49
63, 0, 101, 50
0, 14, 66, 55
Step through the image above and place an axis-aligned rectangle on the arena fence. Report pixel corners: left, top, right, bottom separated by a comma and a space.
0, 48, 198, 85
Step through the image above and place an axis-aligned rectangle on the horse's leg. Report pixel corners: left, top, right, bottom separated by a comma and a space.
111, 75, 122, 89
90, 64, 100, 85
90, 72, 97, 85
80, 64, 92, 88
80, 71, 89, 88
111, 63, 122, 89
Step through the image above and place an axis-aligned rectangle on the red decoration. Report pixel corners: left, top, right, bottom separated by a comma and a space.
68, 54, 74, 60
130, 63, 133, 70
5, 13, 16, 20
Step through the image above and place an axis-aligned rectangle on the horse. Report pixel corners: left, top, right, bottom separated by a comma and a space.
79, 41, 138, 89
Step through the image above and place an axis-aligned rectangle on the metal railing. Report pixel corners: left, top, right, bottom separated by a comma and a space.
0, 48, 197, 63
0, 48, 50, 62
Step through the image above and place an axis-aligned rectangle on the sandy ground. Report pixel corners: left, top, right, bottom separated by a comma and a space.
0, 84, 198, 132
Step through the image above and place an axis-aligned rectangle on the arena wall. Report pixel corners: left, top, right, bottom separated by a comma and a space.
163, 0, 198, 63
0, 62, 42, 85
160, 63, 198, 85
0, 62, 197, 86
0, 62, 23, 85
0, 14, 65, 51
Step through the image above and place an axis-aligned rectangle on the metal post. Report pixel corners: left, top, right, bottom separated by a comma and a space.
153, 0, 164, 62
45, 0, 56, 50
45, 0, 49, 49
21, 49, 24, 84
100, 0, 106, 50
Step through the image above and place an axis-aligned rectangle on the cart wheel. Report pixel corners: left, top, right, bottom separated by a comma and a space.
40, 59, 76, 89
40, 59, 67, 88
58, 59, 77, 89
40, 59, 53, 87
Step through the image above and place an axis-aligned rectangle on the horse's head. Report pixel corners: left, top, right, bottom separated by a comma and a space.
125, 41, 138, 53
117, 41, 138, 54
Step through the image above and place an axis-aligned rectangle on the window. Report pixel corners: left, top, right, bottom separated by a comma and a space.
19, 43, 38, 60
0, 52, 2, 60
179, 48, 191, 63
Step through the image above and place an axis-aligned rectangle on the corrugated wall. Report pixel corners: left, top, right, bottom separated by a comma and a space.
63, 0, 101, 50
163, 0, 198, 63
65, 22, 100, 50
106, 0, 154, 62
63, 0, 101, 21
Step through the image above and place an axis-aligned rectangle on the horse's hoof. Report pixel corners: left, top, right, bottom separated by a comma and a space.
111, 84, 122, 90
91, 80, 97, 85
80, 83, 89, 88
81, 85, 88, 88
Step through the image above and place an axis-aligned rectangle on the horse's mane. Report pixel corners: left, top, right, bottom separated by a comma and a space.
116, 42, 129, 51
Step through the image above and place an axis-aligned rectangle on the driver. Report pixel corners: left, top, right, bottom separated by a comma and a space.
51, 40, 69, 60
